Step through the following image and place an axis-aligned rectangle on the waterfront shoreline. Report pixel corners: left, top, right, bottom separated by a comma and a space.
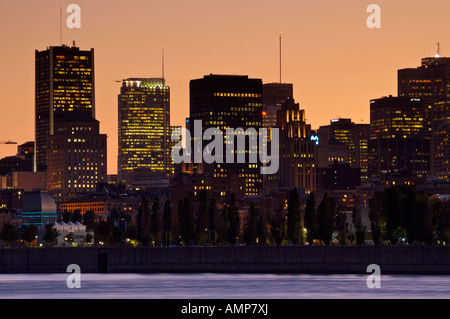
0, 246, 449, 275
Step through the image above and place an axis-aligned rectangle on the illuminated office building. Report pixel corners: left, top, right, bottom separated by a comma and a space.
317, 119, 370, 181
262, 83, 294, 193
278, 98, 317, 193
398, 56, 450, 180
189, 74, 263, 199
118, 78, 174, 190
46, 111, 107, 203
35, 44, 95, 172
368, 96, 430, 179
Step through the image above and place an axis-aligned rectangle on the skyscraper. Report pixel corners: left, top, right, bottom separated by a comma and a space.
277, 98, 317, 192
317, 118, 370, 181
35, 44, 95, 172
189, 74, 263, 199
117, 78, 173, 189
398, 56, 450, 180
46, 111, 107, 203
368, 96, 430, 179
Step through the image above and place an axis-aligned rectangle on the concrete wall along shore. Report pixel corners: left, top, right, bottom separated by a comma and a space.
0, 246, 449, 274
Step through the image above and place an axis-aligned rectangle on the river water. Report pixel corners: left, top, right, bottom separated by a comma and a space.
0, 273, 449, 299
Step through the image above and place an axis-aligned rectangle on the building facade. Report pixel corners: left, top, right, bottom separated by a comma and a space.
46, 111, 107, 203
118, 78, 174, 190
398, 56, 450, 181
188, 74, 263, 200
277, 98, 317, 193
368, 96, 430, 179
35, 44, 95, 172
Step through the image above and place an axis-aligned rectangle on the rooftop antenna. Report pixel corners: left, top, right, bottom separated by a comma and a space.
435, 42, 441, 58
279, 32, 282, 83
162, 49, 165, 79
59, 5, 63, 45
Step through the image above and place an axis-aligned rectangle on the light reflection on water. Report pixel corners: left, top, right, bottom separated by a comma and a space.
0, 273, 449, 299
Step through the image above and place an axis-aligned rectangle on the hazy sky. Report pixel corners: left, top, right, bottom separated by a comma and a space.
1, 0, 449, 174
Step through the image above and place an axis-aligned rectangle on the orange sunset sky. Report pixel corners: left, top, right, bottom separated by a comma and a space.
1, 0, 449, 174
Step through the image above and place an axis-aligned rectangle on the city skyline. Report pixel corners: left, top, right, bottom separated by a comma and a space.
1, 0, 450, 174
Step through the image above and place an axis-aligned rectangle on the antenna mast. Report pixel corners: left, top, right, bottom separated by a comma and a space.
59, 5, 63, 45
279, 32, 282, 83
162, 49, 165, 79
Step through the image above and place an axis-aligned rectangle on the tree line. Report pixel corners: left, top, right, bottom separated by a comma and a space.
2, 184, 449, 247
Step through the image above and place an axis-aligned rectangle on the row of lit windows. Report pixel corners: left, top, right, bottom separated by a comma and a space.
214, 92, 262, 98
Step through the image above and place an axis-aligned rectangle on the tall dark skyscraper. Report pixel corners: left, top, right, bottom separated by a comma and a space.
398, 56, 450, 180
368, 96, 430, 179
262, 83, 293, 136
189, 74, 263, 199
117, 78, 174, 190
35, 44, 95, 172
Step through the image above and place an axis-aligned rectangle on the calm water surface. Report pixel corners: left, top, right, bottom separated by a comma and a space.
0, 273, 449, 299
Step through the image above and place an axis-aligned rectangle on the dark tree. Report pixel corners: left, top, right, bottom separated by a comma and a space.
0, 223, 19, 246
368, 191, 383, 245
352, 205, 365, 245
179, 197, 195, 246
62, 210, 72, 223
317, 192, 335, 245
256, 208, 268, 246
43, 224, 60, 246
151, 197, 163, 246
227, 193, 240, 245
208, 198, 217, 245
196, 189, 209, 245
163, 199, 172, 246
72, 209, 82, 223
83, 210, 96, 231
217, 204, 229, 245
21, 225, 38, 245
304, 192, 318, 245
243, 202, 258, 245
137, 196, 151, 246
335, 209, 347, 245
439, 200, 450, 243
287, 187, 301, 245
270, 204, 285, 246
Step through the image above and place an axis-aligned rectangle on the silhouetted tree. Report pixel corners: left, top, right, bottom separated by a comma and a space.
304, 192, 318, 245
179, 197, 195, 246
62, 211, 72, 223
137, 196, 151, 246
368, 191, 383, 245
270, 204, 285, 246
72, 210, 82, 223
83, 210, 96, 231
287, 187, 301, 245
256, 208, 268, 246
151, 197, 163, 246
352, 205, 365, 245
227, 193, 240, 245
196, 189, 209, 245
163, 199, 172, 246
318, 192, 335, 245
21, 225, 38, 245
43, 223, 59, 246
208, 198, 217, 245
217, 205, 229, 245
0, 223, 19, 246
244, 202, 258, 245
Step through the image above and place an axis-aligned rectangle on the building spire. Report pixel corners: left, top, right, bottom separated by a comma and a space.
279, 32, 282, 83
162, 49, 165, 79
